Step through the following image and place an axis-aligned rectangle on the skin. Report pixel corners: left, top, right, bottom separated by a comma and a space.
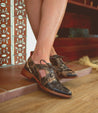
24, 0, 68, 77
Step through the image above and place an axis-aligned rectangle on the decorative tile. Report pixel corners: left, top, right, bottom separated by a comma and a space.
0, 0, 11, 66
14, 0, 26, 17
0, 0, 27, 66
0, 0, 10, 5
0, 45, 11, 66
14, 0, 26, 64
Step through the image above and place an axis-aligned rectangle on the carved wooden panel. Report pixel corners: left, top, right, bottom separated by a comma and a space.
0, 0, 11, 66
0, 0, 27, 66
14, 0, 26, 64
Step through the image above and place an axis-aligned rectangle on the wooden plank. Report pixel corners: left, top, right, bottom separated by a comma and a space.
0, 70, 97, 113
54, 38, 98, 60
0, 62, 92, 103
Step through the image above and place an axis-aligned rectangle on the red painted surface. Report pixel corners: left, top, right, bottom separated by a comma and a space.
62, 0, 98, 34
61, 12, 91, 30
54, 38, 98, 61
71, 0, 84, 3
56, 1, 98, 61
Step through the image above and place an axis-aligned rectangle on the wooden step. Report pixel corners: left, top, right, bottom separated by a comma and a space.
0, 70, 98, 113
0, 61, 92, 103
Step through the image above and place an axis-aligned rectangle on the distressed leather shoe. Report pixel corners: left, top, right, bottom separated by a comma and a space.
30, 51, 77, 78
50, 55, 77, 78
21, 57, 72, 98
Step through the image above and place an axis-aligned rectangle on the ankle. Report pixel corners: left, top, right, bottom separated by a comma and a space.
50, 48, 57, 56
50, 52, 57, 56
31, 52, 50, 64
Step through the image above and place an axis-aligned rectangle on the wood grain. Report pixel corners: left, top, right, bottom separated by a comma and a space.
0, 70, 98, 113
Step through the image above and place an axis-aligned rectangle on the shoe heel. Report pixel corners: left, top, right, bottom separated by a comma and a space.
21, 68, 34, 79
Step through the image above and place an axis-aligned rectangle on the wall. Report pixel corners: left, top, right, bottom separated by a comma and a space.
26, 17, 36, 59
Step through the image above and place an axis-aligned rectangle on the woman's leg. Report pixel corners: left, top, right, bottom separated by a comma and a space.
32, 0, 68, 64
22, 1, 72, 97
24, 0, 42, 38
24, 0, 57, 56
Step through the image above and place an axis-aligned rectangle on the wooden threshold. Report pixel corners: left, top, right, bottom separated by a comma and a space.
0, 61, 92, 103
0, 69, 98, 113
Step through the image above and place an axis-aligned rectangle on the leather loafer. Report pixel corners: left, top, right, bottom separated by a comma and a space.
21, 57, 72, 98
50, 55, 77, 78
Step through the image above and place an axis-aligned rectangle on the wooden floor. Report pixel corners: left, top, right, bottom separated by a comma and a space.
0, 61, 92, 103
0, 70, 98, 113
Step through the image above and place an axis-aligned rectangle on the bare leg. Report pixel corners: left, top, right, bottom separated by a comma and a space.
24, 0, 57, 56
22, 1, 72, 97
32, 0, 68, 63
24, 0, 42, 38
50, 47, 57, 56
25, 0, 68, 77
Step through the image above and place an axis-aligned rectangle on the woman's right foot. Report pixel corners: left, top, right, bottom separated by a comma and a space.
50, 55, 77, 78
21, 57, 72, 98
30, 51, 77, 78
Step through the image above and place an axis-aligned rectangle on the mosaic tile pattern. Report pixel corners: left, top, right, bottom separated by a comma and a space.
0, 0, 27, 66
14, 0, 26, 64
0, 0, 11, 66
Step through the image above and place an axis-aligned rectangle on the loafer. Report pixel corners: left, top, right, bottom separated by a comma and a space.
21, 57, 72, 98
50, 55, 77, 78
30, 51, 77, 78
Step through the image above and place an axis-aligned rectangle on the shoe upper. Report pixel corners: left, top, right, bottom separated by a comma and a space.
24, 57, 72, 96
50, 55, 77, 78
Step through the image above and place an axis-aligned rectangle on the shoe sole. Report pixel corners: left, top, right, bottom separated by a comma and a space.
59, 74, 77, 79
21, 68, 72, 98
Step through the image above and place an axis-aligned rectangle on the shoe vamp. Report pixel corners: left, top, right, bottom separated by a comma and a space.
45, 81, 70, 94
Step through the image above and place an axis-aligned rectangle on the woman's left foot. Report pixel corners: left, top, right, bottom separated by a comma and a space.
50, 55, 77, 78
